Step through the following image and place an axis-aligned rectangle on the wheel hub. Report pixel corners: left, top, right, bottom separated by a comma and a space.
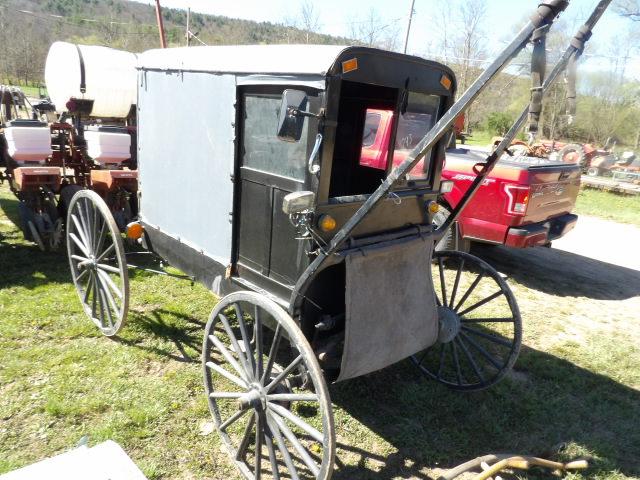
237, 384, 267, 411
437, 306, 461, 343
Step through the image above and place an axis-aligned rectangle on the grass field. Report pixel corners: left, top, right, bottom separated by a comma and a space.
575, 189, 640, 227
0, 183, 639, 480
460, 130, 493, 147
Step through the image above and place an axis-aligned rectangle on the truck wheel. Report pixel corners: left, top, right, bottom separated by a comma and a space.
586, 166, 601, 177
433, 203, 470, 253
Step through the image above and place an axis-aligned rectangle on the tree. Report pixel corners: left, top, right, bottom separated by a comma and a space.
486, 112, 513, 135
300, 0, 320, 43
615, 0, 640, 20
432, 0, 487, 130
349, 8, 400, 51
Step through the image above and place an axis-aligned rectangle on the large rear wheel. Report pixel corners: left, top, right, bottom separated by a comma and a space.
412, 250, 522, 391
66, 190, 129, 336
203, 291, 335, 480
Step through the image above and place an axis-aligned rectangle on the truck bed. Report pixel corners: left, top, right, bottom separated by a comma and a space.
443, 148, 581, 247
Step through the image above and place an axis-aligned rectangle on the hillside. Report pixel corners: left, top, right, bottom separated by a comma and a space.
0, 0, 350, 85
1, 0, 637, 146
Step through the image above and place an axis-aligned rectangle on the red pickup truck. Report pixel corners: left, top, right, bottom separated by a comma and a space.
360, 109, 580, 251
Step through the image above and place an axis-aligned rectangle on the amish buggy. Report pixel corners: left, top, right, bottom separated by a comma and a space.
64, 0, 611, 478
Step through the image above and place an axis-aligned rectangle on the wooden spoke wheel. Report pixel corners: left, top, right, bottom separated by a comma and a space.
203, 291, 335, 480
66, 190, 129, 336
412, 251, 522, 391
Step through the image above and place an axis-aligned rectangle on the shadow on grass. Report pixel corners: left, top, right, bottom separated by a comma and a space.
113, 307, 205, 364
330, 346, 640, 480
123, 303, 639, 479
472, 244, 640, 300
0, 196, 70, 289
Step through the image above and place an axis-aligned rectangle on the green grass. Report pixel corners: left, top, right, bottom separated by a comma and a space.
19, 85, 45, 99
0, 83, 46, 99
575, 188, 640, 227
0, 183, 639, 479
462, 129, 494, 147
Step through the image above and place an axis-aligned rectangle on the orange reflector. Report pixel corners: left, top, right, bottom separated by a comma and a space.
428, 202, 440, 214
342, 58, 358, 74
126, 222, 144, 240
318, 214, 337, 232
440, 75, 452, 90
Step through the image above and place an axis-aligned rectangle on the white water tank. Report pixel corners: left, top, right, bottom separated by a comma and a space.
4, 122, 53, 163
85, 127, 131, 166
44, 42, 137, 119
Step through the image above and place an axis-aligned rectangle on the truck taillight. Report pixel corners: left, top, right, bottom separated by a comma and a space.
504, 184, 530, 215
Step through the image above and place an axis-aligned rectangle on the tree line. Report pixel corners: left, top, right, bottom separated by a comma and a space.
0, 0, 638, 147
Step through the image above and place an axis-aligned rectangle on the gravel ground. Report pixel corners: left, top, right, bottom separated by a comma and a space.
553, 214, 640, 272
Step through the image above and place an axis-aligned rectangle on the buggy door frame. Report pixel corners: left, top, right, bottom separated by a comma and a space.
232, 84, 324, 300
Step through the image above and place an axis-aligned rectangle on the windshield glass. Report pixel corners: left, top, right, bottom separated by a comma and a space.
358, 92, 440, 181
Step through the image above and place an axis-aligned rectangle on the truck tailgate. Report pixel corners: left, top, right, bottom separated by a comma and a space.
524, 164, 581, 223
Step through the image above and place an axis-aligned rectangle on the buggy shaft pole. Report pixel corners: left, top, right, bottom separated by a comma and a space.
290, 0, 570, 311
436, 0, 612, 237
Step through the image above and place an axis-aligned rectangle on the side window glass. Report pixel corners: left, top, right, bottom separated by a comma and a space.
362, 112, 381, 148
394, 93, 440, 180
359, 109, 387, 171
243, 93, 308, 181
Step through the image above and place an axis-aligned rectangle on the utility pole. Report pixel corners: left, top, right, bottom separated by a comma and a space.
186, 7, 191, 46
403, 0, 416, 54
154, 0, 167, 48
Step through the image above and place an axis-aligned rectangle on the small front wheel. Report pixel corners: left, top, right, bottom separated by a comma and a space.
412, 250, 522, 391
66, 189, 129, 336
203, 291, 336, 480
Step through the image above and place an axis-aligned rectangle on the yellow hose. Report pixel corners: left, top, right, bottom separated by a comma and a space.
473, 456, 589, 480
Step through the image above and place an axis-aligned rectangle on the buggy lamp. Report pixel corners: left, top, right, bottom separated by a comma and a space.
440, 180, 454, 194
282, 191, 315, 215
126, 222, 144, 240
427, 201, 440, 214
317, 214, 337, 232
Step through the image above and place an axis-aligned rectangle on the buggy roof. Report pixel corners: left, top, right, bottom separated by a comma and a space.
137, 44, 349, 76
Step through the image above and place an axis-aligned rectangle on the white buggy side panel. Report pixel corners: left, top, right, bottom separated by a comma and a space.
137, 70, 236, 266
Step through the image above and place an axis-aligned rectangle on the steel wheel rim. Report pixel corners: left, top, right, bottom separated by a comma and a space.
412, 250, 522, 391
66, 190, 129, 336
203, 291, 335, 480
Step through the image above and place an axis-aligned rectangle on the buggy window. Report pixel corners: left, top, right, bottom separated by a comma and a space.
362, 112, 381, 148
242, 93, 308, 181
393, 93, 440, 181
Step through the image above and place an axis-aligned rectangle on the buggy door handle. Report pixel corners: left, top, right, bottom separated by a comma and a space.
308, 134, 323, 174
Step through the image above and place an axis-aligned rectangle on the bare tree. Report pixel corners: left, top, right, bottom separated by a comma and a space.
432, 0, 487, 129
456, 0, 487, 95
300, 0, 320, 43
616, 0, 640, 20
349, 8, 400, 51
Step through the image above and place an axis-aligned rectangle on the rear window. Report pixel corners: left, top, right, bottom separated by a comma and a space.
395, 93, 440, 181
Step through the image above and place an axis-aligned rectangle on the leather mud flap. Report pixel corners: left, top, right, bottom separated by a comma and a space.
338, 236, 438, 381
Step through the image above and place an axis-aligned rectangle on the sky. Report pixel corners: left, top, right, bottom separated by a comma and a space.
130, 0, 640, 79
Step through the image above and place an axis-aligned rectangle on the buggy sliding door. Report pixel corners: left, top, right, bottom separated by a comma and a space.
235, 88, 315, 289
